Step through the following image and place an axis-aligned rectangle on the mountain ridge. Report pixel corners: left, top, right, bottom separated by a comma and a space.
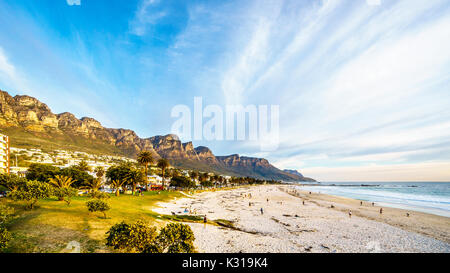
0, 90, 315, 181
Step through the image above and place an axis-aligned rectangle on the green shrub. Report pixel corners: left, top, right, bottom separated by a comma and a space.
88, 191, 110, 200
86, 199, 110, 218
0, 227, 11, 250
0, 204, 14, 251
105, 221, 195, 253
106, 220, 157, 252
0, 174, 27, 191
145, 223, 195, 253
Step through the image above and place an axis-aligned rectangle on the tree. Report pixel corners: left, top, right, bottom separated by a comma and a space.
157, 158, 170, 189
108, 180, 125, 197
25, 163, 60, 182
106, 164, 133, 191
0, 174, 27, 192
137, 151, 153, 180
82, 177, 103, 195
86, 199, 110, 219
59, 166, 95, 188
106, 220, 157, 252
200, 180, 213, 188
94, 166, 105, 179
77, 160, 92, 172
126, 168, 145, 195
189, 171, 199, 181
211, 174, 219, 188
145, 223, 195, 253
170, 176, 196, 189
59, 187, 78, 206
8, 180, 53, 209
199, 172, 209, 183
49, 175, 74, 201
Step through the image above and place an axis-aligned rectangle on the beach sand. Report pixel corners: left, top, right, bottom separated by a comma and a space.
152, 185, 450, 253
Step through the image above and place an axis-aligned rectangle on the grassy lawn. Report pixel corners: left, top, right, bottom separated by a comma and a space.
0, 191, 185, 253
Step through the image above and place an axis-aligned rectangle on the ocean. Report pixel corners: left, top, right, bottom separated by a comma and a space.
294, 182, 450, 218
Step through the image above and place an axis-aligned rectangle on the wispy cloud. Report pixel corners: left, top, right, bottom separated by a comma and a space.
129, 0, 166, 36
210, 0, 450, 180
0, 46, 28, 92
66, 0, 81, 6
0, 47, 16, 79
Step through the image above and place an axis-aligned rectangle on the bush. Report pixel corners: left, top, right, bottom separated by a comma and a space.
0, 227, 11, 250
106, 220, 157, 252
145, 223, 195, 253
105, 221, 195, 253
8, 180, 53, 209
0, 174, 27, 191
0, 205, 14, 251
88, 191, 110, 200
86, 199, 110, 218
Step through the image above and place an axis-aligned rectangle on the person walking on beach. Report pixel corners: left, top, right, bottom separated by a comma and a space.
302, 200, 305, 205
349, 210, 352, 218
380, 208, 383, 214
360, 201, 363, 206
260, 208, 264, 215
372, 202, 375, 206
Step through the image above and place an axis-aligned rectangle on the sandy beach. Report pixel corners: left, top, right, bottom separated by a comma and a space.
152, 185, 450, 253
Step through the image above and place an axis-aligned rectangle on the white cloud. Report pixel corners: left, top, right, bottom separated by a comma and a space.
0, 47, 16, 79
66, 0, 81, 6
0, 46, 29, 92
211, 0, 450, 181
129, 0, 165, 36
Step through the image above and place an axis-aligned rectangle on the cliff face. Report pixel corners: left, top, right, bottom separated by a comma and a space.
0, 90, 313, 181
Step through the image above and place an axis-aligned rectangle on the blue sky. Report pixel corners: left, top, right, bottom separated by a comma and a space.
1, 0, 450, 181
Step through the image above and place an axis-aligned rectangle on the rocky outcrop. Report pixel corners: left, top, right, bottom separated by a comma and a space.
0, 89, 314, 181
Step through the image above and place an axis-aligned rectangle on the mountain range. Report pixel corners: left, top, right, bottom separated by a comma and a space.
0, 90, 315, 181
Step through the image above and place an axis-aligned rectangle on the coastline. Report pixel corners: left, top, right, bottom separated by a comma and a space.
283, 186, 450, 244
152, 185, 450, 253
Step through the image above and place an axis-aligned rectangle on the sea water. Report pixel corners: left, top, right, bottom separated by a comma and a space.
295, 182, 450, 217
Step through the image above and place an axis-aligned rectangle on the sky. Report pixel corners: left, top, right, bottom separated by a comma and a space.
0, 0, 449, 181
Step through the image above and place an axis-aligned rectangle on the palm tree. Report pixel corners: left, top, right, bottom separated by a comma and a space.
49, 175, 74, 201
157, 158, 170, 189
77, 160, 92, 172
126, 168, 145, 195
137, 151, 153, 191
49, 175, 74, 189
82, 178, 103, 194
94, 166, 105, 180
212, 174, 219, 188
137, 151, 153, 178
109, 179, 125, 197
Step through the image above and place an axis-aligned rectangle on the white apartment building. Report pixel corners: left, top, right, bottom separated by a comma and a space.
0, 134, 10, 174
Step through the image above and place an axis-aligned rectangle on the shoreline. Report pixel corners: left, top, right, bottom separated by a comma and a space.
153, 185, 450, 253
282, 186, 450, 244
294, 183, 450, 218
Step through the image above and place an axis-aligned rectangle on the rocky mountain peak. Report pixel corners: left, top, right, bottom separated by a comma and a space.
0, 89, 314, 181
